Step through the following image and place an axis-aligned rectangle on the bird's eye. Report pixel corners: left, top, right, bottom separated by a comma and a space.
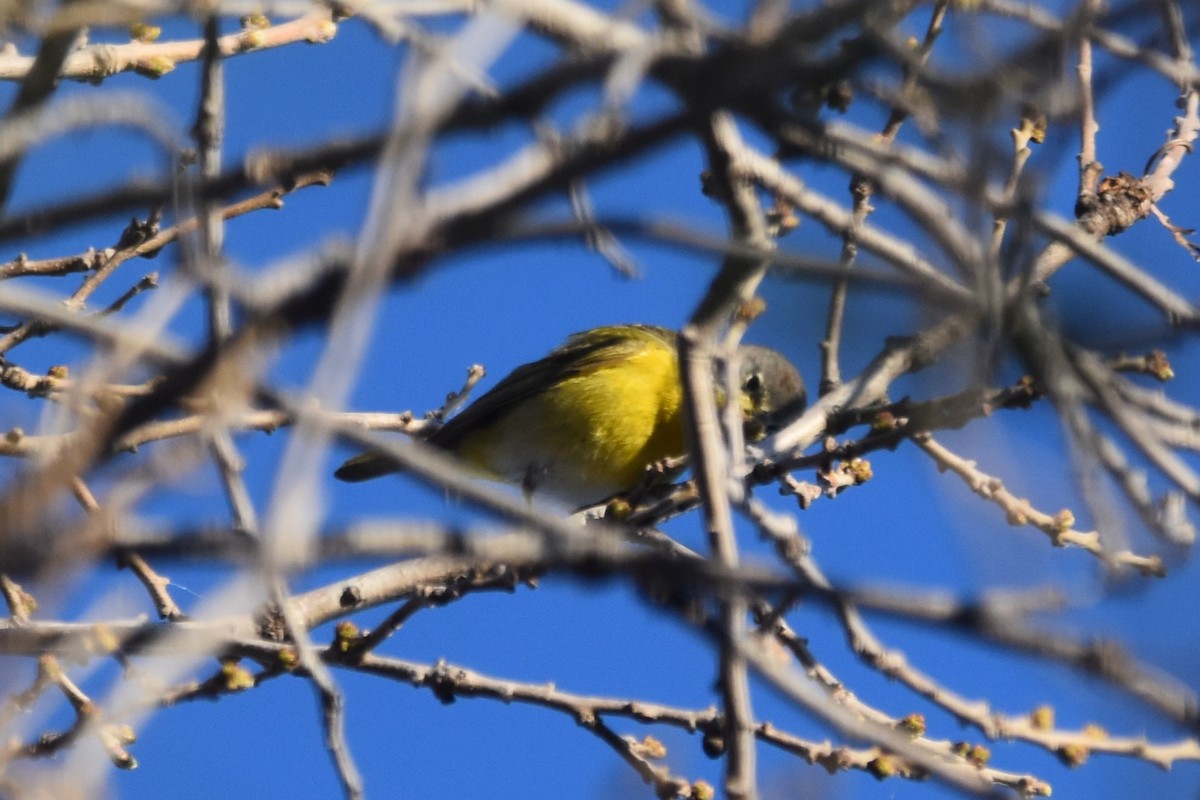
744, 372, 762, 394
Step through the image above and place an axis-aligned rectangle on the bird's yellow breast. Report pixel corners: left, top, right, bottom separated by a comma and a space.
457, 343, 684, 505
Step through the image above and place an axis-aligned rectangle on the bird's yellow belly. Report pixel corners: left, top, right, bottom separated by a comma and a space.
458, 348, 684, 506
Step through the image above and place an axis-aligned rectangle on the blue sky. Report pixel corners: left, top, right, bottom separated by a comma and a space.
2, 4, 1200, 799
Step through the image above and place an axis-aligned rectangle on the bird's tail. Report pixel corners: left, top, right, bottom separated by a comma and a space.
333, 451, 402, 482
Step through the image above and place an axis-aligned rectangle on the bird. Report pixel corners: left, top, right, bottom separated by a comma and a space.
335, 324, 805, 508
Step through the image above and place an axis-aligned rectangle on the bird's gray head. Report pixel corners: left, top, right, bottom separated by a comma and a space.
736, 344, 807, 440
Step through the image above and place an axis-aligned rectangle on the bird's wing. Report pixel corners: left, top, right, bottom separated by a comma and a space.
429, 325, 675, 450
